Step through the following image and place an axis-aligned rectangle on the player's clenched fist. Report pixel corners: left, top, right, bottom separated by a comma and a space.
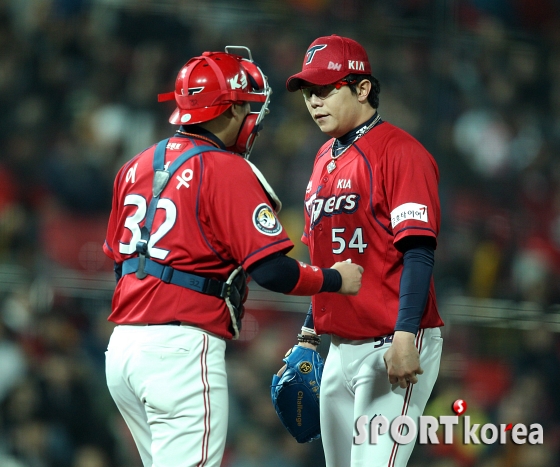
330, 261, 364, 295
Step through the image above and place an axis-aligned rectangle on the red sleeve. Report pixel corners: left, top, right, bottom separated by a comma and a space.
103, 165, 126, 261
203, 155, 294, 269
383, 135, 440, 245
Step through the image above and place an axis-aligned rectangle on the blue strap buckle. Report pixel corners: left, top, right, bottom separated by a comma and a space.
136, 255, 148, 280
135, 240, 149, 280
160, 265, 174, 284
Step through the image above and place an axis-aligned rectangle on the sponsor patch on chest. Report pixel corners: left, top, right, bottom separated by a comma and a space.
390, 203, 428, 228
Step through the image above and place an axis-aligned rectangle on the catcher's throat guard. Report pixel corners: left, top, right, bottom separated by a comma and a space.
271, 345, 323, 443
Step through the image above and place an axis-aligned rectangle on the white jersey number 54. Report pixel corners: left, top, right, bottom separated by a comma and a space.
332, 227, 368, 254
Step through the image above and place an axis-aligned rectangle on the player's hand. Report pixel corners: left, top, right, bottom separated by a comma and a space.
276, 363, 287, 377
276, 339, 317, 377
383, 331, 423, 389
331, 261, 363, 295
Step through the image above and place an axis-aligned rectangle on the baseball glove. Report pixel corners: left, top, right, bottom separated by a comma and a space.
270, 345, 323, 443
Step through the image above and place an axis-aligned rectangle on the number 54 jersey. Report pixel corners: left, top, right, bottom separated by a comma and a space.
103, 137, 293, 338
303, 122, 444, 340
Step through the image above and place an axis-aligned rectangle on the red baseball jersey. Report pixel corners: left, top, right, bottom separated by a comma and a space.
303, 122, 443, 339
104, 137, 293, 338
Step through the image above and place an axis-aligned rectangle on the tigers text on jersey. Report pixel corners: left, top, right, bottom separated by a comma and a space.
103, 137, 293, 338
303, 122, 443, 339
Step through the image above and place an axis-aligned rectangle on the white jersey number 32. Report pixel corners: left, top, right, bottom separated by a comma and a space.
332, 227, 368, 254
119, 194, 177, 260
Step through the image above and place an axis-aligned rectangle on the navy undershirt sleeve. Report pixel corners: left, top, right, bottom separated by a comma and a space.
394, 241, 435, 334
303, 303, 314, 329
319, 269, 342, 292
247, 253, 341, 294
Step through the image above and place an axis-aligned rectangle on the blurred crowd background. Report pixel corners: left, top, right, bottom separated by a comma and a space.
1, 0, 560, 466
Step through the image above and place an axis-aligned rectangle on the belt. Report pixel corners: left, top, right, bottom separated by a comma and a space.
147, 321, 182, 326
123, 321, 183, 326
119, 323, 225, 341
373, 333, 393, 348
331, 333, 394, 347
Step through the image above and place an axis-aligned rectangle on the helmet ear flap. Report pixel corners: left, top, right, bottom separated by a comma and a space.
227, 113, 260, 155
239, 60, 266, 91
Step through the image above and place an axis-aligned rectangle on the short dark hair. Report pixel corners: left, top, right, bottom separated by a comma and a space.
344, 74, 380, 109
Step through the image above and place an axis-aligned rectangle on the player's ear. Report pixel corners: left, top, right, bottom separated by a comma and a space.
356, 79, 371, 103
221, 106, 235, 120
230, 102, 249, 121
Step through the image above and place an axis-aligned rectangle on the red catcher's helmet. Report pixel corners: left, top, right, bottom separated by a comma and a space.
158, 50, 267, 126
159, 47, 271, 158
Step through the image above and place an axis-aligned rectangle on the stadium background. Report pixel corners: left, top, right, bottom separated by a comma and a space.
0, 0, 559, 466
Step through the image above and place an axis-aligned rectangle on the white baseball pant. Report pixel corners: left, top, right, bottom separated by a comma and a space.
105, 324, 228, 467
320, 327, 443, 467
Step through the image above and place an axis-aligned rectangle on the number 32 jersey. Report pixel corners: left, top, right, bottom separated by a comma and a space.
103, 137, 293, 338
303, 122, 444, 340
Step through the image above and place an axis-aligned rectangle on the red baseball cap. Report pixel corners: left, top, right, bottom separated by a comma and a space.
286, 34, 371, 92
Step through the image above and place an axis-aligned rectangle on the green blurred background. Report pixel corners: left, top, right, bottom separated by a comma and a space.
0, 0, 559, 466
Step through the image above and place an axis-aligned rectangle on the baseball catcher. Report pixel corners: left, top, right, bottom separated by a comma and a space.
271, 343, 324, 443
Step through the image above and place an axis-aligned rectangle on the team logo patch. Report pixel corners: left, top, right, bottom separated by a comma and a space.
229, 72, 247, 90
390, 202, 428, 228
299, 361, 312, 374
305, 44, 327, 65
253, 203, 282, 236
186, 87, 204, 95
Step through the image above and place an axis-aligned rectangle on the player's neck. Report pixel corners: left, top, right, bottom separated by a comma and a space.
199, 104, 247, 148
177, 126, 224, 148
337, 111, 380, 145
